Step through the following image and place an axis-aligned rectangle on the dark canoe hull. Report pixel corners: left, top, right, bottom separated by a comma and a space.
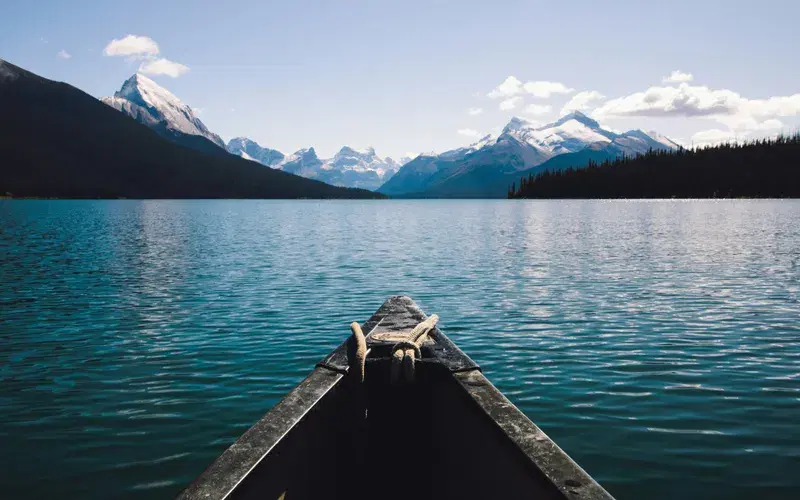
178, 296, 614, 500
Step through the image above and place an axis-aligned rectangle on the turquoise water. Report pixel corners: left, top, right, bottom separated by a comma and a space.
1, 199, 799, 499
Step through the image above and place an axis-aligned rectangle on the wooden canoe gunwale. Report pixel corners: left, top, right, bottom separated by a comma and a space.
177, 367, 343, 500
178, 296, 615, 500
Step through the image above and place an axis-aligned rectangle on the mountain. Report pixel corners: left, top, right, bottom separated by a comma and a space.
378, 134, 500, 196
280, 147, 324, 177
102, 75, 402, 191
227, 137, 285, 166
231, 139, 401, 191
102, 74, 226, 155
0, 58, 381, 199
501, 112, 614, 155
315, 146, 401, 190
380, 111, 678, 198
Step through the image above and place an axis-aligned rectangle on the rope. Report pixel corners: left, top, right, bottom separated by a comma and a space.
390, 314, 439, 383
348, 314, 439, 383
349, 321, 367, 382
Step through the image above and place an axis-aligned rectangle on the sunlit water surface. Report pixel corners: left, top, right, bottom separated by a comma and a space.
1, 200, 799, 499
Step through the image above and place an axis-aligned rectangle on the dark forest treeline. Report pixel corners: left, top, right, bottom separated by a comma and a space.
508, 134, 800, 199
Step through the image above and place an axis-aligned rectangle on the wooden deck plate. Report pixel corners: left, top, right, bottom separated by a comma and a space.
369, 330, 435, 345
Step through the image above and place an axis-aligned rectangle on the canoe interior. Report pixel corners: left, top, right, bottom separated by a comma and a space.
179, 296, 613, 500
229, 362, 567, 500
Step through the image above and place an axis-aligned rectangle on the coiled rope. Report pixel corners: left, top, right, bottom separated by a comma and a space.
350, 314, 439, 383
390, 314, 439, 383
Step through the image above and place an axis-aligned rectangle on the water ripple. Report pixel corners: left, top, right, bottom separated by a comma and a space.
1, 199, 799, 499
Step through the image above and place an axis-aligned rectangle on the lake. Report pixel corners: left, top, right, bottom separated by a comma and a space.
1, 199, 799, 499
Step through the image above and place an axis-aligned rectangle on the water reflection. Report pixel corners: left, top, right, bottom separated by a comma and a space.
1, 199, 799, 499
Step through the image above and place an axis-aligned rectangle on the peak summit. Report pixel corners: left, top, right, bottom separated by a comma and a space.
337, 146, 377, 157
117, 73, 172, 101
552, 111, 600, 129
105, 73, 224, 148
502, 116, 535, 134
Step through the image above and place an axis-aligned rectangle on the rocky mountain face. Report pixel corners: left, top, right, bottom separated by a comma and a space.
102, 74, 226, 154
227, 137, 285, 166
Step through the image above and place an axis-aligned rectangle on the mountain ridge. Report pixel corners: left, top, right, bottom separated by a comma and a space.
379, 111, 679, 198
227, 138, 404, 190
102, 73, 226, 153
0, 58, 381, 199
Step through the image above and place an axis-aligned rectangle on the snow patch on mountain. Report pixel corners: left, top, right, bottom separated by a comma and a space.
227, 137, 284, 166
379, 110, 679, 196
500, 112, 615, 155
224, 136, 402, 190
284, 145, 399, 190
102, 73, 224, 148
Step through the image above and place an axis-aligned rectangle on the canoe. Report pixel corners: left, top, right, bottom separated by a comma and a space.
178, 296, 614, 500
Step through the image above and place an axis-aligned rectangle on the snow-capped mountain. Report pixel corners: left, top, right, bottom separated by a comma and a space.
497, 111, 675, 157
379, 111, 679, 197
227, 138, 401, 190
614, 129, 681, 153
279, 145, 400, 190
322, 146, 401, 185
280, 147, 324, 178
102, 74, 225, 150
502, 112, 613, 155
227, 137, 284, 166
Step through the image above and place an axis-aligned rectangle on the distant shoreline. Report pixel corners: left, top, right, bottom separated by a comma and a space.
2, 196, 799, 201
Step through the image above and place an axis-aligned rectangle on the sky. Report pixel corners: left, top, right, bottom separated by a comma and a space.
2, 0, 800, 159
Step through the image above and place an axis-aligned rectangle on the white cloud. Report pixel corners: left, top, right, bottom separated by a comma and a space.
104, 35, 189, 78
663, 70, 694, 84
522, 81, 574, 98
487, 76, 523, 98
561, 90, 605, 115
191, 107, 204, 116
592, 83, 800, 135
457, 128, 481, 137
467, 107, 483, 116
691, 129, 738, 146
488, 76, 573, 99
523, 103, 552, 116
692, 120, 783, 147
57, 50, 71, 59
592, 83, 741, 118
499, 96, 523, 111
103, 35, 160, 57
138, 58, 189, 78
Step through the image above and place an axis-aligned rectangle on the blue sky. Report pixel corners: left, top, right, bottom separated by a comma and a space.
3, 0, 800, 158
